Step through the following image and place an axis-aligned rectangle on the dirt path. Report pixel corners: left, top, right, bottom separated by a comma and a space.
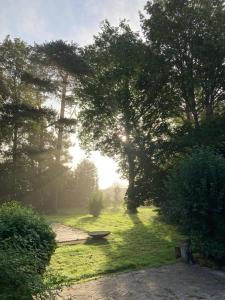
58, 263, 225, 299
51, 223, 89, 244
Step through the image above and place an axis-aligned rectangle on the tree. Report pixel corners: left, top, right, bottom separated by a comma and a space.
113, 183, 121, 209
77, 22, 148, 212
132, 0, 225, 206
72, 159, 98, 209
163, 147, 225, 259
77, 20, 175, 212
0, 37, 56, 206
142, 0, 225, 126
35, 40, 89, 211
36, 40, 88, 163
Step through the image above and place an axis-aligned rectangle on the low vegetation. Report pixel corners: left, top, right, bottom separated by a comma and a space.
163, 148, 225, 261
88, 191, 104, 217
49, 207, 182, 282
0, 202, 62, 299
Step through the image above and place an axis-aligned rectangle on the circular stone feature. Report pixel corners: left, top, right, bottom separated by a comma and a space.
88, 231, 110, 238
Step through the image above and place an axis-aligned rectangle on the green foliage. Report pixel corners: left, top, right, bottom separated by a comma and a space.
101, 183, 125, 210
163, 147, 225, 259
0, 37, 91, 213
72, 159, 99, 209
0, 202, 65, 299
0, 36, 58, 208
77, 21, 165, 211
143, 0, 225, 125
36, 40, 88, 76
0, 202, 56, 273
88, 191, 104, 217
0, 244, 65, 300
134, 0, 225, 210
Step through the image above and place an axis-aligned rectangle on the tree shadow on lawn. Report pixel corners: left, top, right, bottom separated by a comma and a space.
92, 211, 182, 299
84, 238, 110, 246
91, 210, 180, 275
77, 215, 99, 225
52, 208, 181, 284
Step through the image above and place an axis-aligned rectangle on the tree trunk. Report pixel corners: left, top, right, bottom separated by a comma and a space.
183, 93, 199, 128
55, 74, 68, 212
125, 144, 137, 214
182, 63, 199, 128
38, 122, 45, 211
188, 94, 199, 129
184, 102, 192, 123
56, 74, 68, 163
192, 108, 199, 129
12, 123, 18, 198
35, 91, 46, 211
205, 99, 213, 121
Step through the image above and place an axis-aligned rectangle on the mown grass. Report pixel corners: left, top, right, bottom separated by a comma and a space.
48, 207, 183, 283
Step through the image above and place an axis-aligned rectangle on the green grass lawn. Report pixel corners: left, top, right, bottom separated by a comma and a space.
48, 207, 183, 283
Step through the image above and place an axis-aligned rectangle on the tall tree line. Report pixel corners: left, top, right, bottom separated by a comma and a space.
76, 0, 225, 212
1, 0, 225, 213
0, 37, 97, 212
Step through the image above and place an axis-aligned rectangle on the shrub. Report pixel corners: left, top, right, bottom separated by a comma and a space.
0, 202, 64, 299
0, 243, 65, 300
0, 202, 56, 273
88, 191, 104, 217
162, 147, 225, 260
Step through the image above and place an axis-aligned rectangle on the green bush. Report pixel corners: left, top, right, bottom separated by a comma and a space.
0, 202, 56, 273
163, 147, 225, 260
88, 191, 104, 217
0, 243, 65, 300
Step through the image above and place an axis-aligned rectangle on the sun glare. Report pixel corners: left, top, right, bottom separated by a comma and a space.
120, 135, 127, 142
69, 144, 128, 189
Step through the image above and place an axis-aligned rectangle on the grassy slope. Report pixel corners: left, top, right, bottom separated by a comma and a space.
48, 207, 182, 283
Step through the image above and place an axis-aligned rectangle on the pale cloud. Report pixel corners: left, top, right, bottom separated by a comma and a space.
98, 0, 145, 31
67, 25, 95, 46
67, 0, 146, 45
17, 2, 53, 42
0, 0, 54, 42
0, 0, 147, 45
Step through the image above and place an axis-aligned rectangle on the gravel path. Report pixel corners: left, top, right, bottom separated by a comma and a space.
58, 263, 225, 300
51, 223, 89, 244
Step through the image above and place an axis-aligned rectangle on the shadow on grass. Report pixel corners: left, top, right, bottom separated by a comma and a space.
78, 215, 98, 223
96, 210, 180, 298
84, 238, 110, 246
98, 210, 179, 275
51, 207, 182, 285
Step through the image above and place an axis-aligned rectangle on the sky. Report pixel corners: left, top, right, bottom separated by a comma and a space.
0, 0, 147, 188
